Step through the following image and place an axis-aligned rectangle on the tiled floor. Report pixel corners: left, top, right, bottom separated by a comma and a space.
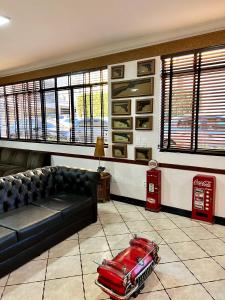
1, 201, 225, 300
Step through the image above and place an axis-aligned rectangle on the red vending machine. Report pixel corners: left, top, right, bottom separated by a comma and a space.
146, 160, 161, 212
192, 174, 216, 224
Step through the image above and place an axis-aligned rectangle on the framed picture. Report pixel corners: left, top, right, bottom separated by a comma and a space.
135, 116, 153, 130
137, 59, 155, 76
136, 98, 153, 114
112, 144, 127, 158
135, 147, 152, 161
112, 131, 133, 144
111, 78, 154, 99
111, 65, 124, 79
111, 117, 133, 130
111, 100, 131, 115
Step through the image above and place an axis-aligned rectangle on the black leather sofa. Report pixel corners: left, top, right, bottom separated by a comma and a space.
0, 166, 99, 277
0, 148, 50, 176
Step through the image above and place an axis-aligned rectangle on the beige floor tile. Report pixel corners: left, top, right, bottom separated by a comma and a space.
79, 236, 109, 254
221, 237, 225, 242
120, 211, 145, 222
81, 251, 112, 274
171, 217, 201, 228
7, 259, 47, 285
115, 204, 138, 213
33, 250, 49, 260
46, 256, 82, 280
158, 244, 179, 264
2, 282, 44, 300
83, 273, 109, 300
49, 240, 79, 258
98, 205, 118, 215
150, 219, 178, 230
141, 272, 164, 293
167, 284, 213, 300
158, 229, 191, 244
196, 238, 225, 256
0, 286, 3, 297
155, 262, 197, 288
107, 233, 133, 250
138, 290, 170, 299
203, 224, 225, 238
141, 211, 168, 220
182, 227, 216, 241
169, 241, 208, 260
126, 220, 154, 233
184, 257, 225, 282
103, 222, 129, 235
79, 224, 105, 239
0, 275, 8, 287
214, 255, 225, 268
44, 276, 84, 300
99, 212, 123, 224
66, 232, 78, 240
204, 279, 225, 300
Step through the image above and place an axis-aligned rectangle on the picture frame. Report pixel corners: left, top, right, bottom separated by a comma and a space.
135, 147, 152, 161
111, 78, 154, 99
111, 117, 133, 130
137, 59, 155, 76
136, 98, 153, 114
112, 144, 127, 158
112, 131, 133, 144
111, 100, 131, 115
135, 116, 153, 130
111, 65, 124, 79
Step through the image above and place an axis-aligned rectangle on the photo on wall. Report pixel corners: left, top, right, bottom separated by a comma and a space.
135, 147, 152, 161
111, 117, 133, 130
111, 100, 131, 115
111, 65, 124, 79
137, 59, 155, 76
111, 78, 154, 99
136, 98, 153, 114
135, 116, 153, 130
112, 144, 127, 158
112, 131, 133, 144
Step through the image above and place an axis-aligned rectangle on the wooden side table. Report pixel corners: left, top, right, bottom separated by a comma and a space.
97, 172, 111, 202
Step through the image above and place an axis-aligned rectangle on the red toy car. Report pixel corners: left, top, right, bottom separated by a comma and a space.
96, 236, 160, 300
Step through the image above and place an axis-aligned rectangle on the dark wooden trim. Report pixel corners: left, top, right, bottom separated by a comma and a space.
111, 194, 225, 225
1, 30, 225, 85
0, 146, 224, 174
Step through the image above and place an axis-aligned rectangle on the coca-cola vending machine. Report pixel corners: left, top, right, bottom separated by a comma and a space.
146, 160, 161, 212
192, 174, 216, 224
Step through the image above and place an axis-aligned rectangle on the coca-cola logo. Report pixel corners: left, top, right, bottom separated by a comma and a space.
194, 179, 211, 188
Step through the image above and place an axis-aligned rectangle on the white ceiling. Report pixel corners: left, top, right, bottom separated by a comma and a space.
0, 0, 225, 76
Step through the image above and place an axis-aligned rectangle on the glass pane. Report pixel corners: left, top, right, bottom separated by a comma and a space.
45, 91, 57, 141
0, 96, 7, 138
58, 89, 71, 142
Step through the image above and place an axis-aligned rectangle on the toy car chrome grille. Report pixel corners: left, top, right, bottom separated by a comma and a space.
135, 263, 153, 286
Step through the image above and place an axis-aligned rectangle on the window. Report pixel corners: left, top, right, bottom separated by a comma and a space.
0, 68, 108, 144
161, 46, 225, 154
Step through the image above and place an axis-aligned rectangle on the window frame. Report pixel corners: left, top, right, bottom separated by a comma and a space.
0, 67, 108, 146
160, 45, 225, 156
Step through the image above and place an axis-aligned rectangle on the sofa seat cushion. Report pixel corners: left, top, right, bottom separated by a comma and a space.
0, 226, 17, 251
0, 205, 62, 241
33, 193, 93, 219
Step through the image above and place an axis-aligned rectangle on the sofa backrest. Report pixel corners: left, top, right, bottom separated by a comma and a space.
0, 148, 50, 169
0, 166, 100, 213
